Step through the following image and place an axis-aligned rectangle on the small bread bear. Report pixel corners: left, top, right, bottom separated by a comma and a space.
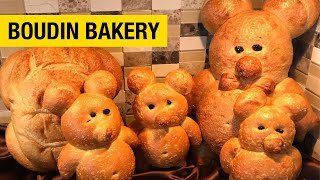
0, 48, 122, 172
127, 68, 202, 169
220, 93, 308, 180
194, 0, 320, 154
58, 71, 138, 180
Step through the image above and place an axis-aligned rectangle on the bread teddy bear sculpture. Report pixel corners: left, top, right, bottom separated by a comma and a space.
0, 48, 122, 172
220, 92, 308, 180
127, 68, 202, 169
58, 75, 138, 180
193, 0, 320, 154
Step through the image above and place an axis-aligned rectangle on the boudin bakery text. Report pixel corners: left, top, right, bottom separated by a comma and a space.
0, 15, 167, 47
8, 22, 160, 40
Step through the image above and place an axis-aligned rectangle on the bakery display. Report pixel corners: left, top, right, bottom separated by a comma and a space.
194, 0, 320, 154
0, 0, 318, 178
0, 48, 122, 172
58, 92, 138, 180
127, 68, 202, 169
220, 92, 307, 180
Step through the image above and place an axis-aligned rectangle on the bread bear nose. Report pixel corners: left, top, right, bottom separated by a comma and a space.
235, 56, 262, 79
263, 134, 284, 154
94, 126, 114, 142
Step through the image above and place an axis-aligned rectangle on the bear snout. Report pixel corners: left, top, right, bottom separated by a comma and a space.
155, 113, 182, 127
94, 128, 114, 143
263, 134, 284, 154
235, 56, 262, 80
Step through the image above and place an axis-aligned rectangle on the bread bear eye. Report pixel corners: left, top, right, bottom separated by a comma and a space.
276, 128, 284, 134
258, 125, 265, 130
235, 46, 244, 54
90, 112, 96, 117
148, 104, 155, 110
167, 100, 172, 105
252, 44, 263, 51
103, 109, 110, 115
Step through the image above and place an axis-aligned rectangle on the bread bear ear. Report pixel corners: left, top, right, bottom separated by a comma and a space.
84, 70, 118, 99
263, 0, 320, 38
165, 69, 194, 96
127, 68, 156, 94
272, 93, 308, 122
201, 0, 253, 33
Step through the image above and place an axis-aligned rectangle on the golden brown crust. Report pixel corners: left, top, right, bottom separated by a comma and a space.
190, 69, 216, 109
220, 104, 303, 180
5, 122, 38, 171
181, 117, 202, 146
273, 78, 319, 141
201, 0, 253, 33
129, 68, 201, 168
59, 93, 136, 179
0, 48, 122, 172
127, 67, 156, 95
0, 49, 27, 109
228, 150, 298, 180
58, 140, 135, 180
197, 77, 315, 154
291, 147, 303, 179
84, 70, 118, 99
197, 85, 243, 154
235, 56, 262, 80
43, 82, 80, 116
118, 126, 139, 149
61, 94, 123, 149
138, 127, 189, 168
263, 0, 320, 38
219, 73, 240, 91
165, 69, 194, 96
133, 83, 188, 129
238, 107, 296, 152
233, 87, 267, 122
220, 138, 242, 174
58, 144, 84, 179
209, 11, 293, 84
94, 48, 123, 93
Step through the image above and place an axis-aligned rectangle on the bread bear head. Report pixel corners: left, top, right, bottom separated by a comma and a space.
201, 0, 320, 84
238, 93, 308, 153
61, 72, 122, 150
127, 68, 193, 129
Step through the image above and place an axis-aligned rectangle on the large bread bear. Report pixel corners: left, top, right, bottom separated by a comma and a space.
0, 48, 122, 172
127, 68, 202, 169
194, 0, 320, 154
58, 75, 138, 180
220, 91, 308, 180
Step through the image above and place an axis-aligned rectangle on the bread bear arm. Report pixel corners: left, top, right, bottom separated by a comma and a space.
250, 77, 275, 95
191, 69, 216, 108
181, 117, 202, 146
58, 144, 84, 179
274, 78, 319, 141
234, 87, 267, 121
219, 73, 240, 91
42, 82, 80, 116
220, 138, 242, 174
291, 147, 302, 179
118, 126, 139, 149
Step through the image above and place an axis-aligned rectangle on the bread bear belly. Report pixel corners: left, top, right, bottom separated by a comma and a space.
77, 139, 135, 180
198, 86, 243, 154
231, 150, 295, 180
139, 126, 189, 168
